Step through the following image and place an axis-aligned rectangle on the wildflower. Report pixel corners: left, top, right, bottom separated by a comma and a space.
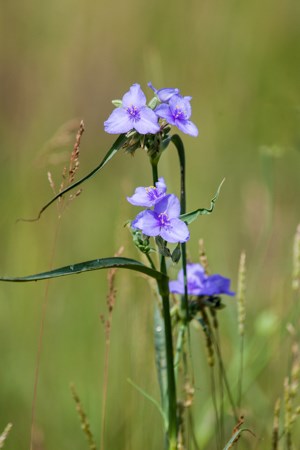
127, 177, 167, 207
132, 194, 189, 244
155, 94, 198, 137
148, 82, 179, 103
169, 263, 235, 296
104, 83, 160, 135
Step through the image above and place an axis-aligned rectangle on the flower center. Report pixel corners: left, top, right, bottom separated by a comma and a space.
146, 186, 160, 202
158, 212, 170, 227
126, 105, 141, 122
172, 106, 186, 121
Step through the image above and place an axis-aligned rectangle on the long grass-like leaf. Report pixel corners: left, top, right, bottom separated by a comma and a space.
0, 257, 167, 290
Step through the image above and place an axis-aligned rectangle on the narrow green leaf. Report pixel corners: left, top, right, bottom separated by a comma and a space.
180, 178, 225, 225
21, 133, 128, 221
0, 257, 166, 285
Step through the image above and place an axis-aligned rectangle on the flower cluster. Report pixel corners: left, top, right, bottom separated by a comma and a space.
127, 178, 190, 244
104, 83, 198, 137
169, 263, 235, 297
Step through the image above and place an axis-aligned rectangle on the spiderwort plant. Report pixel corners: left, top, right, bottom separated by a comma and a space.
0, 82, 235, 450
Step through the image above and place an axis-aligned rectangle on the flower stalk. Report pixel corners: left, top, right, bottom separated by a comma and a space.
151, 159, 178, 448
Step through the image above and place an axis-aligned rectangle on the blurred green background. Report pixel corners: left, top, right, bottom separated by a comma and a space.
0, 0, 299, 448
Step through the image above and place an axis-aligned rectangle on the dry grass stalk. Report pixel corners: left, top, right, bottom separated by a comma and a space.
0, 423, 12, 449
230, 415, 245, 447
200, 309, 214, 367
284, 377, 292, 449
47, 120, 84, 216
177, 381, 195, 450
290, 344, 300, 400
272, 398, 281, 450
47, 171, 55, 194
183, 379, 195, 408
102, 246, 124, 337
198, 239, 210, 275
68, 120, 84, 185
274, 343, 300, 449
70, 383, 97, 450
177, 401, 185, 450
292, 224, 300, 291
237, 251, 246, 337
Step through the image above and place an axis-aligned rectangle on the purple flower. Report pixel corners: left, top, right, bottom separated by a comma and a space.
169, 263, 235, 296
155, 95, 198, 137
104, 83, 160, 135
199, 274, 235, 296
127, 177, 167, 207
132, 194, 190, 244
148, 82, 180, 102
169, 264, 206, 295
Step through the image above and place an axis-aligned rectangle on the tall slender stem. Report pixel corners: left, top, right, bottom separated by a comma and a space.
151, 158, 178, 449
171, 135, 189, 324
160, 257, 178, 450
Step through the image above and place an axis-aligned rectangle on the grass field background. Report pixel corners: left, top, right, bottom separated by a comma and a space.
0, 0, 299, 448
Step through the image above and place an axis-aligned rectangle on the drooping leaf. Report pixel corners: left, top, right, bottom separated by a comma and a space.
0, 257, 167, 290
180, 178, 225, 225
21, 133, 128, 221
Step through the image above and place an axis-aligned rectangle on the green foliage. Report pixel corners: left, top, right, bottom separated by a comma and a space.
0, 256, 166, 287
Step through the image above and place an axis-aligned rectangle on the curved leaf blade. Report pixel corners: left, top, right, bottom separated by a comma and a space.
0, 257, 166, 284
22, 133, 128, 221
180, 178, 225, 225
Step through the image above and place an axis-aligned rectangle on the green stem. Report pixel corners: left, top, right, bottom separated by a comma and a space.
146, 253, 157, 271
170, 135, 189, 324
160, 257, 178, 450
151, 158, 178, 449
151, 160, 159, 185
